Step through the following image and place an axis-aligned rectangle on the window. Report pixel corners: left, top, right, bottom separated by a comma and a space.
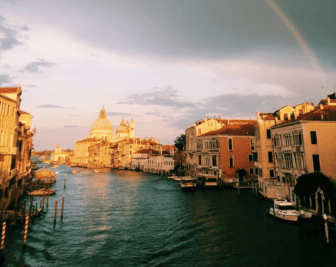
283, 154, 293, 169
198, 129, 201, 135
249, 168, 254, 175
266, 129, 271, 139
248, 154, 253, 161
198, 155, 202, 165
284, 113, 288, 120
259, 168, 263, 177
228, 138, 233, 151
274, 135, 281, 147
282, 177, 285, 183
252, 152, 258, 161
7, 105, 10, 116
293, 131, 303, 146
268, 151, 273, 163
12, 107, 15, 117
277, 176, 280, 181
269, 169, 274, 178
205, 157, 210, 165
312, 154, 321, 172
255, 168, 258, 175
229, 155, 234, 167
276, 154, 283, 167
250, 139, 255, 150
296, 153, 305, 170
283, 133, 291, 146
208, 121, 212, 126
310, 131, 317, 144
299, 109, 303, 115
212, 155, 217, 166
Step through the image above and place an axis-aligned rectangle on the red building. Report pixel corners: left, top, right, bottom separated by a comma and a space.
196, 122, 257, 183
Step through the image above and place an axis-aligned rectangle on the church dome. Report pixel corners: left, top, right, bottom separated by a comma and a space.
90, 107, 113, 132
116, 118, 129, 134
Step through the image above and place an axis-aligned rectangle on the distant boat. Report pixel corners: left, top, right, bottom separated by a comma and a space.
95, 169, 99, 173
118, 167, 124, 170
29, 189, 57, 196
71, 170, 76, 174
298, 207, 313, 219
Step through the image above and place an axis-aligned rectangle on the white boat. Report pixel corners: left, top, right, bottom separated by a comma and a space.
298, 207, 313, 219
95, 169, 99, 173
168, 174, 176, 179
173, 176, 182, 181
180, 177, 197, 191
269, 199, 299, 222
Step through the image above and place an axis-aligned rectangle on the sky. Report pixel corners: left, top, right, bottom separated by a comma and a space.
1, 0, 335, 150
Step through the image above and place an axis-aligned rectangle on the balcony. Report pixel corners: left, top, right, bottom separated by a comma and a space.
10, 147, 18, 155
0, 146, 10, 154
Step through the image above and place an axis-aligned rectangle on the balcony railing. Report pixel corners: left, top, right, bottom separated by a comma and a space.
0, 146, 10, 154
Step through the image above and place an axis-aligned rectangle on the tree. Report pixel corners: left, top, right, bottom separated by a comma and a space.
174, 134, 186, 151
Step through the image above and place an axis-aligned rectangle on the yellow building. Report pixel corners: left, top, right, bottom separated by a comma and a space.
0, 85, 34, 209
254, 102, 315, 196
268, 104, 336, 202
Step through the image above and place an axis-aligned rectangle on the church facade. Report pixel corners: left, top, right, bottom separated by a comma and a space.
71, 107, 137, 167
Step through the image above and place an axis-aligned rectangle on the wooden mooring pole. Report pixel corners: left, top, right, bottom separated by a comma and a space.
61, 196, 65, 220
54, 200, 58, 225
323, 214, 330, 245
1, 222, 6, 250
64, 175, 66, 189
47, 188, 50, 208
23, 216, 29, 247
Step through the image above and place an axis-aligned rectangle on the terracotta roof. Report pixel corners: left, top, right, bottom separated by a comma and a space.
0, 87, 19, 93
199, 122, 255, 137
162, 145, 176, 150
273, 106, 336, 127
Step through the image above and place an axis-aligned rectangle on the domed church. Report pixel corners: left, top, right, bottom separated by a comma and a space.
87, 106, 134, 142
87, 106, 114, 142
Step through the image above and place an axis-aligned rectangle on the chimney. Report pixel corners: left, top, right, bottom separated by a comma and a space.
327, 97, 330, 105
321, 114, 324, 120
256, 112, 260, 120
319, 104, 323, 110
187, 125, 190, 128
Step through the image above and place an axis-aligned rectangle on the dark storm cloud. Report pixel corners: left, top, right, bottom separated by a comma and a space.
0, 15, 22, 51
166, 93, 315, 129
119, 86, 195, 108
0, 74, 10, 86
24, 59, 57, 73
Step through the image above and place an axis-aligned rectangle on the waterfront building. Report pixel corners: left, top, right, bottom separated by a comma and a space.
185, 117, 253, 178
267, 103, 336, 201
51, 143, 71, 163
0, 85, 34, 209
254, 102, 315, 195
110, 137, 162, 169
72, 106, 137, 167
196, 122, 257, 183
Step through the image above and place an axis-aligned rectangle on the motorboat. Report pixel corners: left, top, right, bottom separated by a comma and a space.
197, 174, 218, 188
168, 174, 176, 179
298, 207, 313, 219
173, 176, 182, 181
269, 199, 299, 222
180, 177, 197, 191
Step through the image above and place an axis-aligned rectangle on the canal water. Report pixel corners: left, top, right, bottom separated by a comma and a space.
3, 164, 336, 266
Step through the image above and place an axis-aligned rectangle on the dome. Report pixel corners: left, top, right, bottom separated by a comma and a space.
90, 107, 113, 132
116, 119, 129, 134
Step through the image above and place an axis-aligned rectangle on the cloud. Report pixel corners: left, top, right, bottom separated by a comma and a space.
21, 25, 29, 31
37, 104, 65, 109
0, 74, 10, 86
0, 15, 22, 51
23, 59, 56, 73
64, 125, 79, 128
106, 112, 141, 117
89, 54, 101, 62
119, 86, 195, 108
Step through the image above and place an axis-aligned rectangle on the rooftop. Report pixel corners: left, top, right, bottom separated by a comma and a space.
199, 122, 256, 137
